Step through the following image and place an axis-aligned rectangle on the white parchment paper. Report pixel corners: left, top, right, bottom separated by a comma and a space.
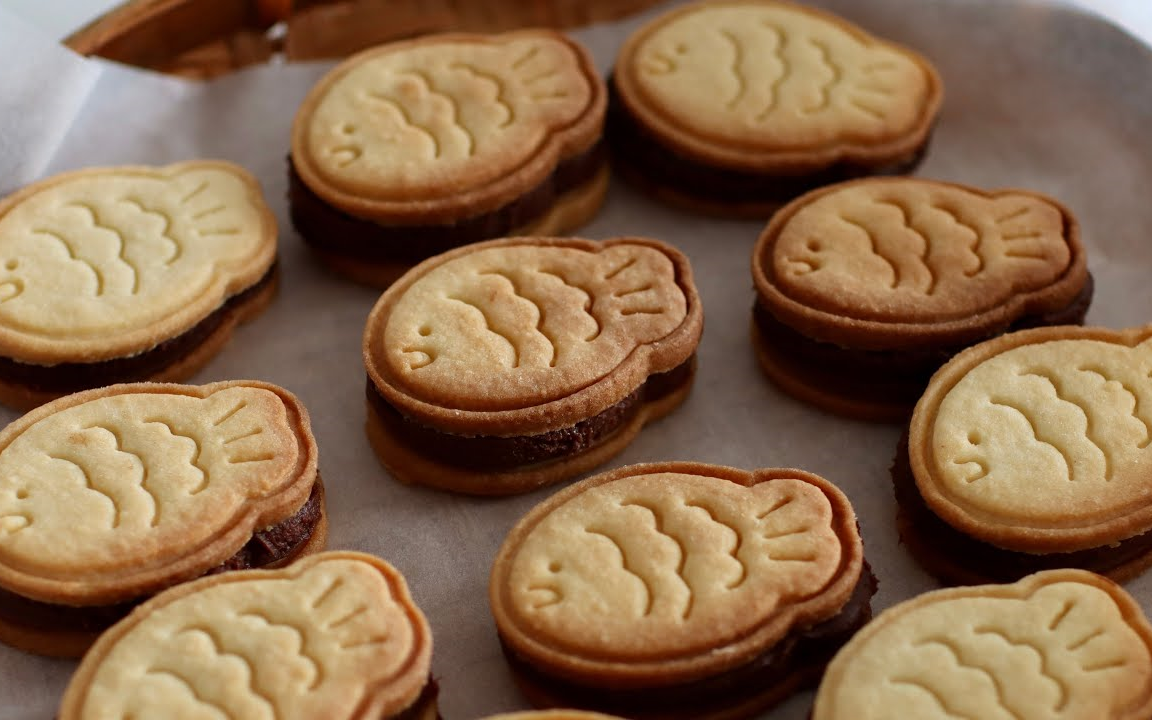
1, 0, 1152, 717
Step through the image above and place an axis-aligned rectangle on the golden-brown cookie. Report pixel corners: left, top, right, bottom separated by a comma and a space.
363, 237, 703, 495
752, 177, 1090, 421
609, 0, 942, 216
0, 380, 323, 657
58, 551, 437, 720
813, 569, 1152, 720
897, 325, 1152, 585
490, 462, 871, 719
291, 30, 608, 287
0, 161, 277, 410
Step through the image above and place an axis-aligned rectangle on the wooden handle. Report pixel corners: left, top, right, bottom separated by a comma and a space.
64, 0, 665, 79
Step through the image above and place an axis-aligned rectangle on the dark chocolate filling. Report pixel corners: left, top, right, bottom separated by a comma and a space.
368, 355, 695, 472
892, 433, 1152, 582
0, 263, 278, 395
606, 78, 929, 206
0, 479, 323, 635
391, 676, 441, 720
502, 563, 877, 716
753, 272, 1094, 411
288, 139, 608, 265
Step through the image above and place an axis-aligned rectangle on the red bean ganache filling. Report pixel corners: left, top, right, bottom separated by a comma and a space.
367, 355, 695, 471
752, 273, 1093, 411
0, 478, 323, 634
288, 139, 607, 265
0, 263, 278, 394
501, 562, 878, 716
606, 79, 929, 206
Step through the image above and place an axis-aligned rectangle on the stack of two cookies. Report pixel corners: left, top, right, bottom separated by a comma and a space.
0, 162, 339, 660
359, 237, 888, 717
302, 3, 930, 718
810, 325, 1152, 719
599, 2, 1152, 718
0, 172, 454, 719
0, 379, 451, 716
0, 163, 448, 716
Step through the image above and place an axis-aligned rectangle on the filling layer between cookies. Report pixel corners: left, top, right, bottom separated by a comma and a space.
606, 80, 929, 207
367, 355, 694, 471
0, 478, 324, 634
752, 274, 1094, 413
0, 263, 278, 394
501, 563, 878, 716
891, 434, 1152, 582
288, 139, 607, 265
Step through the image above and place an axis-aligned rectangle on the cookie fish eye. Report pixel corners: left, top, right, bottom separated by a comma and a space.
4, 260, 16, 271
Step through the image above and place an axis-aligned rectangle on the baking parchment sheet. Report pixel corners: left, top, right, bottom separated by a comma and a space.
2, 0, 1152, 717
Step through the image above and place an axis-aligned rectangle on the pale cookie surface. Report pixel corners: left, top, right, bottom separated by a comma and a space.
296, 31, 597, 211
619, 0, 937, 158
813, 570, 1152, 720
60, 552, 433, 720
373, 241, 688, 411
767, 180, 1073, 322
492, 464, 860, 683
0, 381, 314, 604
912, 326, 1152, 551
0, 161, 275, 363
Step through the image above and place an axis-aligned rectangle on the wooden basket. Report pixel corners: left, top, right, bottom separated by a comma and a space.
63, 0, 665, 79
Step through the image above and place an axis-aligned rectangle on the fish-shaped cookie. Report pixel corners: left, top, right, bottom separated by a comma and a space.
753, 177, 1090, 421
291, 30, 607, 286
0, 161, 277, 409
490, 462, 871, 718
898, 325, 1152, 585
363, 237, 702, 495
0, 380, 323, 656
611, 0, 942, 215
59, 552, 436, 720
813, 570, 1152, 720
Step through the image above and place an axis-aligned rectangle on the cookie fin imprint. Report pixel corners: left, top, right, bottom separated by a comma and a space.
59, 551, 437, 720
898, 325, 1152, 584
0, 161, 278, 409
291, 30, 608, 286
813, 569, 1152, 720
490, 462, 871, 719
0, 380, 324, 657
610, 0, 942, 215
363, 237, 703, 495
751, 178, 1089, 422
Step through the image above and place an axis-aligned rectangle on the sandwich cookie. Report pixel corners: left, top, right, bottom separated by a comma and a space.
0, 380, 323, 656
0, 161, 277, 410
753, 178, 1089, 421
363, 237, 702, 495
59, 551, 438, 720
610, 0, 942, 216
291, 30, 608, 287
490, 462, 872, 719
813, 569, 1152, 720
898, 325, 1152, 585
